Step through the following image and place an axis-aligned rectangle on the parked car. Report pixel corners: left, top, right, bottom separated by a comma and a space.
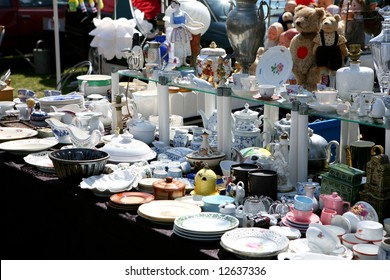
0, 0, 68, 55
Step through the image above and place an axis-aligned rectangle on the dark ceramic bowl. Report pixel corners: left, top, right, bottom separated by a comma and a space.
49, 148, 110, 183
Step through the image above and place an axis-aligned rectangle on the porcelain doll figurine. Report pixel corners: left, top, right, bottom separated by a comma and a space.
249, 22, 284, 75
168, 0, 204, 67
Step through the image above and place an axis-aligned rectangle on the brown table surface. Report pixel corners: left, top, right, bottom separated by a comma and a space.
0, 150, 242, 260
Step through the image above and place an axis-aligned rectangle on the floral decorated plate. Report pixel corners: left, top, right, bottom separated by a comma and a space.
220, 228, 289, 259
256, 46, 293, 87
351, 201, 378, 222
0, 127, 38, 142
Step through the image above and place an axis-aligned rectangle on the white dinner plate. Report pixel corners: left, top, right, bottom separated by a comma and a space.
0, 138, 58, 156
220, 228, 289, 259
256, 46, 293, 86
137, 200, 202, 223
174, 212, 239, 234
23, 151, 55, 173
0, 127, 38, 142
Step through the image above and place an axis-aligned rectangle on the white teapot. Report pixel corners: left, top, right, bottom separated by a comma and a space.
88, 98, 112, 127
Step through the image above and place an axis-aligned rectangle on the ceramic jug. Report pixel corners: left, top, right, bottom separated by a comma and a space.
88, 99, 112, 127
319, 192, 350, 215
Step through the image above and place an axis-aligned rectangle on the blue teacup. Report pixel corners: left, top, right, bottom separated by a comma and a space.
293, 195, 314, 211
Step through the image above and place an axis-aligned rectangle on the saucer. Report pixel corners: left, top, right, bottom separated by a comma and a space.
285, 211, 320, 225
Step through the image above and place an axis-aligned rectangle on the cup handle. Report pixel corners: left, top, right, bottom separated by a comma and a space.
343, 201, 351, 213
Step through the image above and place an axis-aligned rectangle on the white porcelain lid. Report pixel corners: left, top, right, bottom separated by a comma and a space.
100, 132, 156, 162
233, 103, 259, 120
127, 118, 156, 132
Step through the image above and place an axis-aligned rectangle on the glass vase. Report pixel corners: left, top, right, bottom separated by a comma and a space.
369, 6, 390, 95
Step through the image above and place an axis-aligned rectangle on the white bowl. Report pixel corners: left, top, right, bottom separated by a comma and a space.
355, 220, 384, 242
352, 244, 379, 260
185, 152, 226, 170
219, 160, 237, 177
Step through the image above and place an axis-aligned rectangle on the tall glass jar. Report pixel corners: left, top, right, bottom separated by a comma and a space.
369, 6, 390, 95
335, 44, 375, 101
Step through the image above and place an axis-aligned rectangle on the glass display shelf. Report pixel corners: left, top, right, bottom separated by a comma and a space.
118, 69, 388, 130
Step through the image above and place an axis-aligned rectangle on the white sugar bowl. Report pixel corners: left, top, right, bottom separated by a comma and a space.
127, 118, 156, 144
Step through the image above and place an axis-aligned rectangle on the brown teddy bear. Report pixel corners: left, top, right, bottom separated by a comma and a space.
313, 13, 348, 84
289, 5, 326, 91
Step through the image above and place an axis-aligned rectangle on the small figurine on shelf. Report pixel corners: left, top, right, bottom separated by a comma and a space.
233, 61, 242, 74
215, 56, 227, 87
168, 0, 205, 67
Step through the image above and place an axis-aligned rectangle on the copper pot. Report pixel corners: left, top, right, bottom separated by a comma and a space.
153, 177, 186, 200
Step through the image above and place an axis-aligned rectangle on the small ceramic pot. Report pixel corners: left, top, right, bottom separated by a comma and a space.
152, 177, 185, 200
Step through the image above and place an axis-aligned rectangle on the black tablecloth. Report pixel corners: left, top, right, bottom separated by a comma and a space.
0, 151, 237, 260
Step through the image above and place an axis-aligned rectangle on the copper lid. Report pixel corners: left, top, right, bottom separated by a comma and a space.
153, 177, 186, 191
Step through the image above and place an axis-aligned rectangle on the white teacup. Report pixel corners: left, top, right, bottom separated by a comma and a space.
232, 73, 249, 88
355, 220, 384, 242
258, 84, 276, 99
306, 223, 342, 255
314, 90, 338, 105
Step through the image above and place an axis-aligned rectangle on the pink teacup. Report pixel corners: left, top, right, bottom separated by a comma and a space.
292, 207, 313, 222
320, 208, 338, 225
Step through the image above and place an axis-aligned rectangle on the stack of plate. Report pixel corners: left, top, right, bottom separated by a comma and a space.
220, 228, 290, 259
281, 211, 320, 233
137, 200, 202, 225
108, 192, 154, 211
173, 212, 239, 241
136, 178, 161, 194
39, 94, 85, 113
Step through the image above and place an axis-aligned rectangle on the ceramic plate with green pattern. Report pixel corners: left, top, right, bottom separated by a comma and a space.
174, 212, 239, 234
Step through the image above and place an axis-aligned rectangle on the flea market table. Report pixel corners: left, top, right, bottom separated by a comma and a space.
0, 151, 235, 260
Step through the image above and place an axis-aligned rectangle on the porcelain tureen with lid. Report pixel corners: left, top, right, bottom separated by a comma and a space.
100, 131, 156, 163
